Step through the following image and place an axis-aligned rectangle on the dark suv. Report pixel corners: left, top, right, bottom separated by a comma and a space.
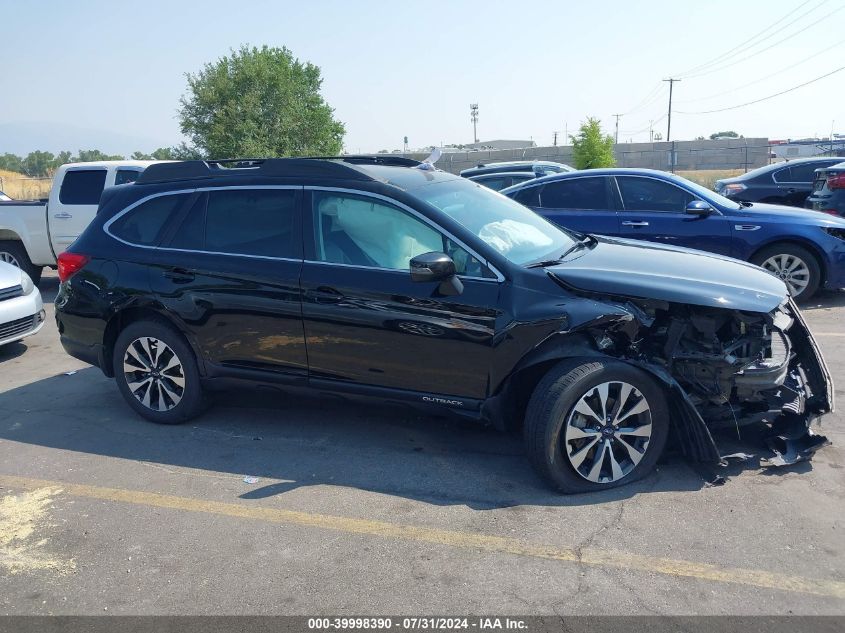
55, 157, 833, 492
805, 161, 845, 217
715, 157, 843, 207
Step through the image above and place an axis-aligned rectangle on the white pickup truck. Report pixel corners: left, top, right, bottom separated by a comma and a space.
0, 161, 157, 282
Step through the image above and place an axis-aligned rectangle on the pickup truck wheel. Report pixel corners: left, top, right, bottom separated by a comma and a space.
113, 320, 205, 424
0, 240, 42, 284
524, 360, 669, 494
751, 244, 820, 302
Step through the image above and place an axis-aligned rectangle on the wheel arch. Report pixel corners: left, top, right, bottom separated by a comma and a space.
749, 237, 827, 287
102, 304, 206, 378
484, 333, 720, 462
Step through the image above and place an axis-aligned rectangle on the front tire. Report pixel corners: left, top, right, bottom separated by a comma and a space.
524, 360, 669, 493
113, 319, 205, 424
751, 243, 821, 302
0, 240, 42, 284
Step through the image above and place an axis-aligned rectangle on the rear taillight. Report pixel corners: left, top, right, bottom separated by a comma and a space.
723, 183, 747, 196
827, 173, 845, 190
820, 209, 842, 216
57, 252, 90, 282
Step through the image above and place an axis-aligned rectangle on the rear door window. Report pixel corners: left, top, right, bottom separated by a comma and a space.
109, 194, 189, 246
617, 177, 693, 212
115, 169, 142, 185
787, 163, 823, 183
59, 170, 107, 204
539, 177, 610, 210
168, 188, 301, 259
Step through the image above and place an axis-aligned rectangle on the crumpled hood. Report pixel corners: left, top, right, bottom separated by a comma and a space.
547, 235, 788, 313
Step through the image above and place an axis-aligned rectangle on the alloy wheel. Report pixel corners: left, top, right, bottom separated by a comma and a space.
0, 251, 20, 268
563, 381, 653, 484
760, 254, 810, 297
123, 337, 186, 411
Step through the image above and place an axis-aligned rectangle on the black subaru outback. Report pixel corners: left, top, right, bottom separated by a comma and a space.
55, 157, 834, 493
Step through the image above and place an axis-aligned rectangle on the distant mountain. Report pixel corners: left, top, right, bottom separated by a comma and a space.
0, 121, 176, 156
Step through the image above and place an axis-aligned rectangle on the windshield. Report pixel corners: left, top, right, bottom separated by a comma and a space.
669, 174, 742, 210
415, 178, 575, 265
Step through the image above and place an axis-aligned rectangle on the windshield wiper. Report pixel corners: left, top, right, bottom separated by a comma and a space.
526, 234, 596, 268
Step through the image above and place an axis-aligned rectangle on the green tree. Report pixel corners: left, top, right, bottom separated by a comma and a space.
570, 118, 616, 169
53, 151, 73, 170
74, 149, 125, 162
178, 45, 345, 158
132, 151, 153, 160
21, 151, 56, 177
0, 153, 23, 173
709, 131, 739, 139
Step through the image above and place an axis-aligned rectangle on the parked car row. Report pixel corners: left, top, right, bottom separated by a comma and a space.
714, 157, 843, 209
806, 161, 845, 217
1, 155, 837, 494
498, 168, 845, 301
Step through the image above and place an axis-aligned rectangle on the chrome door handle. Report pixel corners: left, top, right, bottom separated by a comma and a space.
622, 221, 649, 227
53, 212, 72, 219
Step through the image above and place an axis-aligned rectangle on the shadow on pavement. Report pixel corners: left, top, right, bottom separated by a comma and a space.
0, 366, 722, 510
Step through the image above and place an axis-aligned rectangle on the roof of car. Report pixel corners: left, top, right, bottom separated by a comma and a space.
460, 160, 571, 176
133, 157, 464, 191
498, 167, 686, 194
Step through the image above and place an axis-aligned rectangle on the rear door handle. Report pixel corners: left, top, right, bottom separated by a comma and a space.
53, 212, 72, 219
163, 269, 195, 283
622, 221, 649, 227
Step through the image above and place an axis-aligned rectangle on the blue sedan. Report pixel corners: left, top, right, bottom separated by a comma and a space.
501, 168, 845, 301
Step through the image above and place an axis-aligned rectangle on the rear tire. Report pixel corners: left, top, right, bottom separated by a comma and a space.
524, 359, 669, 493
751, 243, 821, 302
0, 240, 42, 285
113, 319, 205, 424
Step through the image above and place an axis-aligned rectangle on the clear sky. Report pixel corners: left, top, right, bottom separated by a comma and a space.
1, 0, 843, 154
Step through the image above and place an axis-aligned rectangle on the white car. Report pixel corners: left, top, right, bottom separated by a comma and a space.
0, 260, 45, 347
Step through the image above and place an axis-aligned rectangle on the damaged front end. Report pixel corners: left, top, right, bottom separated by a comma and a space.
574, 294, 834, 467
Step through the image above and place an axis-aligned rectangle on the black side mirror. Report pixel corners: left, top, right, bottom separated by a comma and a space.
685, 200, 715, 216
410, 252, 463, 296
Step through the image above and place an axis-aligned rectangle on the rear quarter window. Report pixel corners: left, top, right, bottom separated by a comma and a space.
59, 170, 108, 205
109, 194, 189, 246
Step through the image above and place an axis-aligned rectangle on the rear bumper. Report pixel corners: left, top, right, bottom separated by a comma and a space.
58, 334, 105, 370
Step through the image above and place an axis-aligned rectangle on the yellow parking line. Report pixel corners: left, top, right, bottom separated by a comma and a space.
1, 473, 843, 599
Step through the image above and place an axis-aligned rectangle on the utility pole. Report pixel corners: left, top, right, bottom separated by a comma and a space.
553, 131, 559, 146
663, 78, 680, 142
470, 104, 479, 143
649, 120, 654, 143
613, 114, 622, 145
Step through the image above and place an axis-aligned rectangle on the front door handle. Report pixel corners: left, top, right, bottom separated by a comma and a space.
622, 221, 650, 227
163, 269, 195, 284
53, 212, 72, 219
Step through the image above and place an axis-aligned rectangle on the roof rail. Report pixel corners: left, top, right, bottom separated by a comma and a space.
305, 155, 422, 167
135, 158, 375, 185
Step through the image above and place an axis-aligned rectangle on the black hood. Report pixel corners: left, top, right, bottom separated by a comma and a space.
547, 235, 788, 313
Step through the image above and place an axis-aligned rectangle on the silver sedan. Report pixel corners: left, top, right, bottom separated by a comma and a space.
0, 260, 45, 347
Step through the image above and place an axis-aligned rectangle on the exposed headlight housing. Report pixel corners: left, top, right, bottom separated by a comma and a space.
20, 269, 34, 295
823, 227, 845, 241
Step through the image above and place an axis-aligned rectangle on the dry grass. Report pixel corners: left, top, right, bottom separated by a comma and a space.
675, 169, 745, 189
0, 169, 52, 200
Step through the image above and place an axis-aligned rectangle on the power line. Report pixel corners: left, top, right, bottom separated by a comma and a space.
622, 82, 665, 116
676, 65, 845, 114
673, 0, 821, 78
678, 37, 845, 104
681, 3, 844, 79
